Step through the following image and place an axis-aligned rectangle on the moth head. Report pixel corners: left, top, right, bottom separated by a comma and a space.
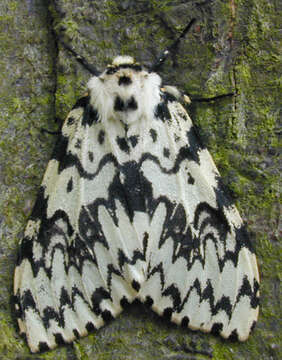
88, 55, 161, 124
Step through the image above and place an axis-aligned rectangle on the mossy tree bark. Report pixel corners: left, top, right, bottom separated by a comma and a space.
0, 0, 280, 359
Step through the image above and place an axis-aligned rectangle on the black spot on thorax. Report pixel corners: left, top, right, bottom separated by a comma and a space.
127, 96, 138, 110
118, 76, 132, 86
114, 96, 138, 112
114, 96, 124, 112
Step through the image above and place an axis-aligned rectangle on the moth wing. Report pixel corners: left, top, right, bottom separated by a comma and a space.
138, 99, 259, 341
13, 97, 139, 352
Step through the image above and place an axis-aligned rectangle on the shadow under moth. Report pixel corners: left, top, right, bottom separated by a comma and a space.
13, 20, 259, 353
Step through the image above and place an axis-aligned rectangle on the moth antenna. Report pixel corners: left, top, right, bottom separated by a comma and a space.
60, 39, 101, 76
149, 18, 196, 72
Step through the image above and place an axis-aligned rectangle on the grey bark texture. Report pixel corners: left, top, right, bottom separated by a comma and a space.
0, 0, 280, 359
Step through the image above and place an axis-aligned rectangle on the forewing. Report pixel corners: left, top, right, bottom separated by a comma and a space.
13, 96, 141, 352
138, 97, 259, 341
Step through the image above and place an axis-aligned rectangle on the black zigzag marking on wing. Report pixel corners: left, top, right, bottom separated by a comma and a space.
87, 154, 257, 305
52, 132, 202, 180
140, 149, 199, 173
51, 107, 206, 182
155, 197, 255, 270
15, 119, 258, 349
235, 276, 260, 309
36, 149, 254, 276
162, 280, 233, 318
23, 149, 255, 277
59, 149, 118, 178
147, 265, 258, 320
144, 210, 258, 319
18, 282, 101, 337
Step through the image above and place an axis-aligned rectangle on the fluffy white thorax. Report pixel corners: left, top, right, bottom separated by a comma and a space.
87, 59, 161, 125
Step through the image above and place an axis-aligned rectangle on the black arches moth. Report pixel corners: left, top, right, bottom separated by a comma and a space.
14, 29, 259, 353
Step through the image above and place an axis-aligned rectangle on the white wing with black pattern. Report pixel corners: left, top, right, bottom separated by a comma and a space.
14, 56, 259, 353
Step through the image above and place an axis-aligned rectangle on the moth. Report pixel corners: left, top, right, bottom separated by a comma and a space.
14, 20, 259, 353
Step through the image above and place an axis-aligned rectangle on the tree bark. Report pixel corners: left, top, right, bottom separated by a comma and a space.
0, 0, 280, 359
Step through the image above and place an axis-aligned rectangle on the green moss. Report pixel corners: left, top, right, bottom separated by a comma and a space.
55, 72, 85, 120
59, 18, 79, 39
73, 340, 91, 360
0, 317, 23, 356
213, 342, 237, 360
0, 0, 280, 359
